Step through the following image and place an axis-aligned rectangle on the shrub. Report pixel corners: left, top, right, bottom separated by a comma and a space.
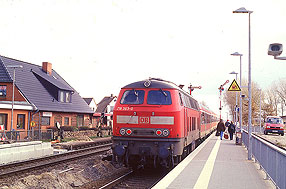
61, 126, 74, 131
78, 126, 90, 131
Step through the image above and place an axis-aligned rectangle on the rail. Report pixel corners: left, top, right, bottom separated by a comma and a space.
242, 129, 286, 189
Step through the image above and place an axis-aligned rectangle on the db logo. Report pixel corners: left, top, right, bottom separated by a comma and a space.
139, 117, 149, 124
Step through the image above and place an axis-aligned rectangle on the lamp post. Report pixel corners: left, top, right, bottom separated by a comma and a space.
6, 65, 23, 132
258, 88, 262, 133
231, 52, 243, 132
233, 7, 253, 160
229, 71, 238, 126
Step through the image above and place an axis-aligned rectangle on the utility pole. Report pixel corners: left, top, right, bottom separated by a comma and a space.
218, 80, 229, 119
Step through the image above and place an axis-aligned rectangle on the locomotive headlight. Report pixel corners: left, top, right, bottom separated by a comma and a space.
163, 129, 170, 137
120, 128, 126, 135
156, 129, 162, 136
126, 129, 132, 135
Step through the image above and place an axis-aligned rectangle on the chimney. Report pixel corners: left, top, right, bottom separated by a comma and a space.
42, 62, 52, 75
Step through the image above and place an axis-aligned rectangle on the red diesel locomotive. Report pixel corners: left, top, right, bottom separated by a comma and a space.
112, 78, 218, 168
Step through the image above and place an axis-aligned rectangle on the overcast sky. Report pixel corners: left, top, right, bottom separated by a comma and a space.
1, 0, 286, 118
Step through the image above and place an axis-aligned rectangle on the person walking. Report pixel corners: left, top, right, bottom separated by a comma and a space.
217, 119, 226, 140
225, 120, 230, 128
228, 121, 236, 140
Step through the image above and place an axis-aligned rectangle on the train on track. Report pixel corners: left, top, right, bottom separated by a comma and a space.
112, 78, 218, 168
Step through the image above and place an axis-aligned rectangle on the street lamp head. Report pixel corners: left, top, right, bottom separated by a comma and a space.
231, 52, 243, 56
233, 7, 253, 14
229, 71, 238, 75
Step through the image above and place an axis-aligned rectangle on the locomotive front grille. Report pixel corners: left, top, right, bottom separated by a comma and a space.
133, 129, 155, 136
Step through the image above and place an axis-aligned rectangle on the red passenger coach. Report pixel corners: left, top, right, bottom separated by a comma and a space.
112, 78, 218, 168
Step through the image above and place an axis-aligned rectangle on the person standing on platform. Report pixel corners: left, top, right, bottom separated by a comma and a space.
228, 121, 236, 140
217, 119, 226, 140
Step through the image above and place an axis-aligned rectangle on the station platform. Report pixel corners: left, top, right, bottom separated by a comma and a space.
0, 141, 53, 164
153, 133, 275, 189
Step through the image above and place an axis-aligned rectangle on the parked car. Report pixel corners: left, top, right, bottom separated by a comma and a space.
264, 116, 284, 136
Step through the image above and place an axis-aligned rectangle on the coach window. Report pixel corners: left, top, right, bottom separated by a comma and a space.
189, 98, 196, 109
184, 95, 190, 108
147, 90, 172, 105
178, 93, 183, 106
120, 90, 145, 104
194, 101, 199, 110
201, 112, 205, 124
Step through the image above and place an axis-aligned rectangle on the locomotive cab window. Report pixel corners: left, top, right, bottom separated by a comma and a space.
147, 90, 172, 105
120, 90, 145, 104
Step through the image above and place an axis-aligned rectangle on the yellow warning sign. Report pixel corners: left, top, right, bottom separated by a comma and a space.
30, 121, 36, 127
227, 79, 241, 91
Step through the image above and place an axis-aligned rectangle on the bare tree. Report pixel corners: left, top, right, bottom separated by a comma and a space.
274, 79, 286, 116
265, 82, 280, 116
223, 80, 265, 125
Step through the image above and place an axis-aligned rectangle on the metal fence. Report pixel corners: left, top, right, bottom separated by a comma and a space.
0, 129, 54, 141
242, 125, 264, 134
242, 129, 286, 189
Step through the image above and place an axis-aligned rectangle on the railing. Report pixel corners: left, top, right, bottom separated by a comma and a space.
0, 129, 54, 141
242, 129, 286, 189
242, 125, 264, 134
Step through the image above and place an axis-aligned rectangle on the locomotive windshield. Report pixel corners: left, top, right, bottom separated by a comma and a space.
147, 90, 172, 105
120, 90, 145, 104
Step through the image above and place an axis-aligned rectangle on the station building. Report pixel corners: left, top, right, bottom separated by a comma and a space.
0, 55, 94, 137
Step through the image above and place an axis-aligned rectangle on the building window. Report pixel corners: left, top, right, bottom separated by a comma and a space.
41, 116, 50, 126
77, 115, 84, 126
0, 114, 7, 130
17, 114, 25, 129
64, 117, 69, 126
66, 92, 70, 102
0, 85, 7, 97
59, 91, 64, 102
59, 90, 71, 103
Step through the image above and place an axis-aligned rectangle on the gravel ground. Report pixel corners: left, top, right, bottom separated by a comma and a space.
0, 155, 129, 189
256, 133, 286, 149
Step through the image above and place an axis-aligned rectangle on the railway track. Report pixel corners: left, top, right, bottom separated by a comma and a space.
0, 142, 112, 178
99, 168, 168, 189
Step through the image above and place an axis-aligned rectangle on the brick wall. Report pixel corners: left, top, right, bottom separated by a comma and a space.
31, 111, 94, 129
0, 82, 26, 101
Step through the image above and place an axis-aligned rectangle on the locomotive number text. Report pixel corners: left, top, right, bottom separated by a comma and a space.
139, 117, 150, 124
116, 107, 134, 111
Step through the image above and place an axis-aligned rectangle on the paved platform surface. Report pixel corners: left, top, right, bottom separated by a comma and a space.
153, 133, 275, 189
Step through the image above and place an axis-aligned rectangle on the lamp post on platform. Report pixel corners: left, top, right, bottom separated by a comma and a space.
231, 52, 243, 132
6, 65, 23, 131
258, 88, 262, 133
233, 7, 253, 160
